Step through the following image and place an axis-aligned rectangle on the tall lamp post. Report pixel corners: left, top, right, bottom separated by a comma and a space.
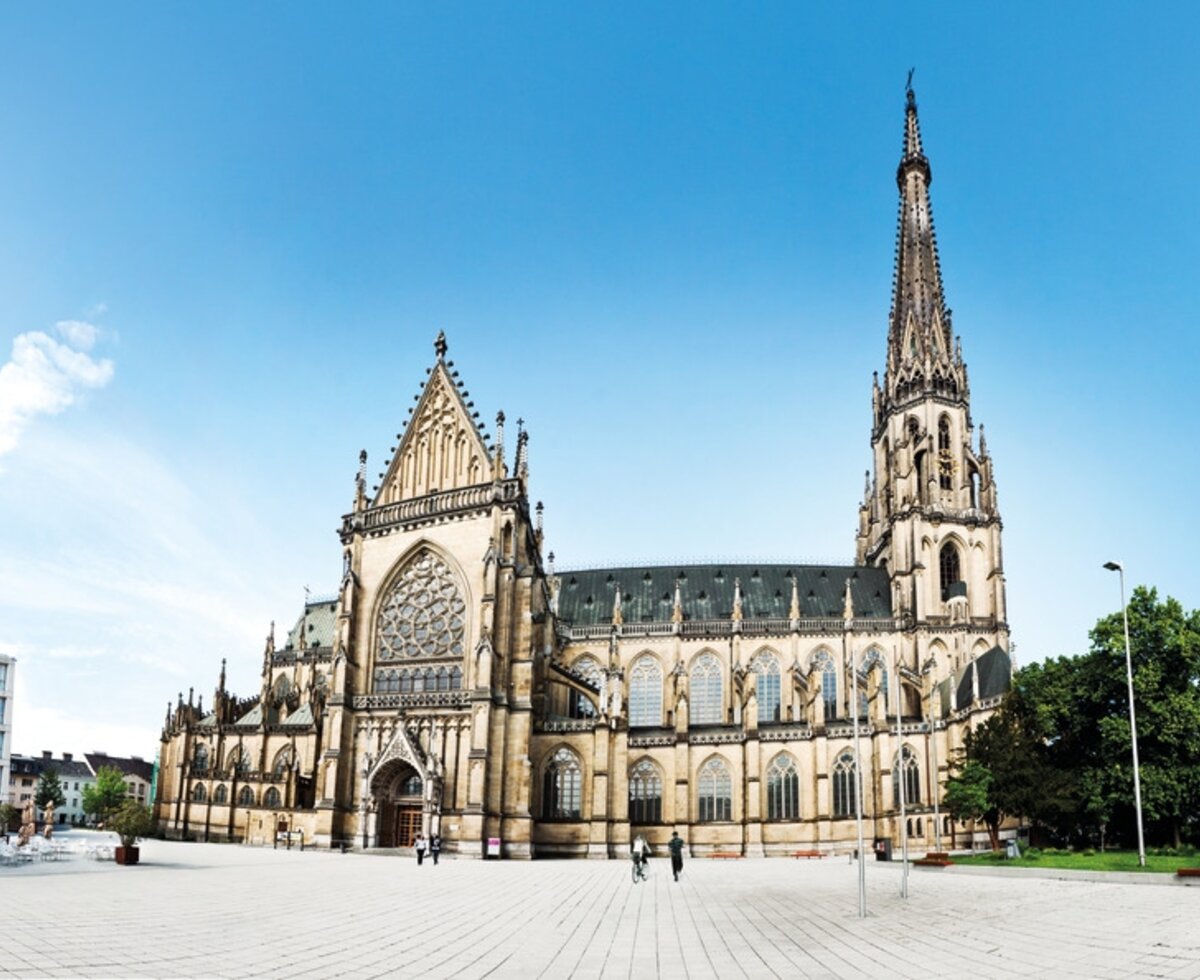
1102, 561, 1146, 868
844, 581, 867, 918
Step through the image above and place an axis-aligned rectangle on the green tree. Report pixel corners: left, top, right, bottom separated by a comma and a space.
943, 760, 994, 849
35, 768, 66, 809
82, 766, 129, 824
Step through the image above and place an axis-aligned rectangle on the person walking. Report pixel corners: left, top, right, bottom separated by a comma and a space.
668, 831, 684, 881
430, 834, 442, 866
414, 832, 427, 866
631, 834, 649, 882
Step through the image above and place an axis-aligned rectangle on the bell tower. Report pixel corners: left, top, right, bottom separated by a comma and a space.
855, 84, 1007, 647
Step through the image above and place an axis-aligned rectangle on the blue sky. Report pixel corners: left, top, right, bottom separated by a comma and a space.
1, 4, 1197, 759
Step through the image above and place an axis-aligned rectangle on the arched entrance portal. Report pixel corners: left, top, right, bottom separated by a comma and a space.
375, 764, 424, 848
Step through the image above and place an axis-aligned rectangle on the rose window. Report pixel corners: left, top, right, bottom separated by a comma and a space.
377, 551, 466, 660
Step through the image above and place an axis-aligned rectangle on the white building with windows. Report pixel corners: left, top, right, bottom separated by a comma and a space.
156, 85, 1012, 857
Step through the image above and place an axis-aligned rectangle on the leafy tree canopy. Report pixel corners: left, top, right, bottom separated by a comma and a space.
82, 766, 129, 823
35, 768, 66, 809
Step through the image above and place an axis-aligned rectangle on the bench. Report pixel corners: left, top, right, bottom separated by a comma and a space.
792, 850, 824, 859
708, 852, 742, 859
1176, 868, 1200, 878
914, 852, 954, 867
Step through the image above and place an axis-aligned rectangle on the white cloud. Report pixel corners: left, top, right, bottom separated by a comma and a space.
54, 320, 100, 351
0, 321, 114, 459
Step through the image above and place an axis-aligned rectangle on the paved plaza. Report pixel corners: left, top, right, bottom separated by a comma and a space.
1, 834, 1198, 979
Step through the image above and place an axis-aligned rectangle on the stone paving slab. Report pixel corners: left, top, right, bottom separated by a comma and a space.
0, 836, 1197, 978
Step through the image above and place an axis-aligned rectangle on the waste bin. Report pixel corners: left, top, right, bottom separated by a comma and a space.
1004, 839, 1020, 860
874, 838, 892, 861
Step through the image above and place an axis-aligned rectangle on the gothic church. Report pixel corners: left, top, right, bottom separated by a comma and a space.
156, 87, 1013, 857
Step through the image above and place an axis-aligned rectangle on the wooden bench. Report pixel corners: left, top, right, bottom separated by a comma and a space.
708, 851, 742, 859
1176, 868, 1200, 878
792, 850, 824, 859
914, 852, 954, 868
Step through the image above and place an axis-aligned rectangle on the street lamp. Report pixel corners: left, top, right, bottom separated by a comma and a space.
1102, 561, 1146, 867
843, 580, 867, 918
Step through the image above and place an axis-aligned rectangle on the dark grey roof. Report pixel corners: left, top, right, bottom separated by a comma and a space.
555, 564, 892, 627
84, 753, 155, 783
953, 645, 1012, 709
285, 600, 337, 650
10, 755, 92, 779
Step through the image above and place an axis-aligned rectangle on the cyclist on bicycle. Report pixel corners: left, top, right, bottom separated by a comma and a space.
631, 834, 650, 879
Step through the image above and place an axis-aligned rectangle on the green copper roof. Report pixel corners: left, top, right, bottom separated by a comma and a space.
284, 600, 337, 650
555, 564, 892, 626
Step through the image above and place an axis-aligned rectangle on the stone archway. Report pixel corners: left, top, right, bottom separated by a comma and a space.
374, 762, 424, 848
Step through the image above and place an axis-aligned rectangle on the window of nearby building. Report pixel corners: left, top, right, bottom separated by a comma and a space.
238, 786, 256, 807
263, 787, 282, 808
542, 747, 582, 820
193, 744, 209, 773
629, 656, 663, 728
689, 653, 723, 726
893, 745, 921, 808
752, 651, 781, 723
697, 757, 732, 822
766, 754, 800, 820
832, 752, 858, 818
213, 784, 228, 804
628, 759, 662, 824
192, 784, 207, 803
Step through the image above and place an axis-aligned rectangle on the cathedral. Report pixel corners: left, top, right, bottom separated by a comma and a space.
155, 86, 1013, 858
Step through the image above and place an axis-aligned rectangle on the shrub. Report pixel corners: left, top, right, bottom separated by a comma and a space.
108, 801, 156, 850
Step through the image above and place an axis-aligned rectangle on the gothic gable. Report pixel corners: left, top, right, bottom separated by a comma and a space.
374, 346, 495, 506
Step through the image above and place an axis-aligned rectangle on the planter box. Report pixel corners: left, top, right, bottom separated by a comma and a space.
114, 846, 140, 866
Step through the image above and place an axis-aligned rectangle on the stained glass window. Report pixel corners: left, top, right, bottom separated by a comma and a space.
377, 550, 466, 661
628, 759, 662, 824
833, 752, 857, 818
766, 754, 799, 820
697, 757, 732, 822
690, 653, 723, 726
542, 747, 582, 819
753, 651, 781, 723
629, 657, 662, 728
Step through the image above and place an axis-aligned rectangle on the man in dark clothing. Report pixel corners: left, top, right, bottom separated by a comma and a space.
431, 834, 442, 865
668, 831, 685, 881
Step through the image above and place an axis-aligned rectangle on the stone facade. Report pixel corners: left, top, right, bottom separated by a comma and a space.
156, 86, 1013, 857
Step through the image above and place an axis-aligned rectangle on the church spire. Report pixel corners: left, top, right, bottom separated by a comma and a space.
881, 80, 966, 418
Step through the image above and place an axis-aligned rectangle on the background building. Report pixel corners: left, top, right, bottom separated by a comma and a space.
0, 654, 11, 804
156, 86, 1012, 856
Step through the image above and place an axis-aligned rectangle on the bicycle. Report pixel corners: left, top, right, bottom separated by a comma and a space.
631, 855, 648, 883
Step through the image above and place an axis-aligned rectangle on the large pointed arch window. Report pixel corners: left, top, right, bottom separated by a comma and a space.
263, 787, 282, 808
752, 651, 781, 724
697, 757, 732, 822
690, 653, 723, 726
893, 745, 921, 808
212, 784, 228, 805
568, 655, 603, 720
832, 751, 858, 818
192, 744, 209, 774
939, 542, 963, 601
376, 550, 466, 664
238, 786, 256, 807
766, 754, 800, 821
628, 759, 663, 824
272, 747, 293, 778
629, 656, 663, 728
542, 747, 582, 819
811, 650, 837, 722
